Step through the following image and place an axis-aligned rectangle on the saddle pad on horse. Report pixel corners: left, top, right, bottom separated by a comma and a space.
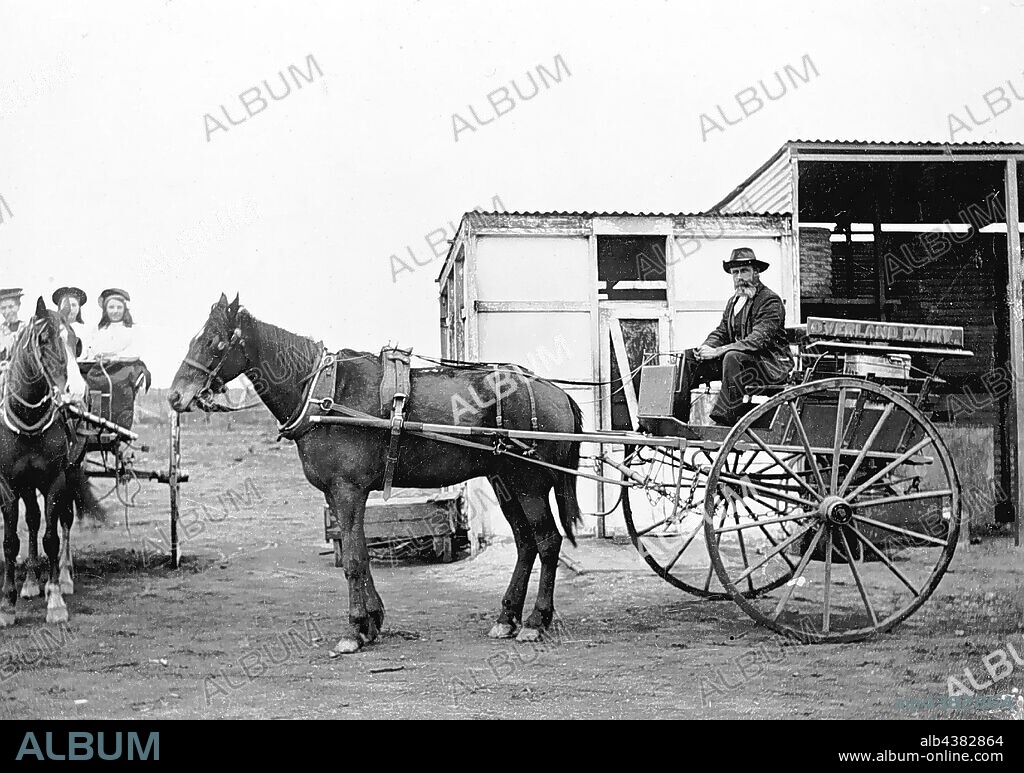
379, 347, 412, 414
379, 347, 412, 500
80, 359, 152, 431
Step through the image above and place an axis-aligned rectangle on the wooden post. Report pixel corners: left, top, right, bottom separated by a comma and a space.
589, 230, 606, 539
873, 198, 887, 322
1005, 159, 1023, 547
168, 409, 181, 568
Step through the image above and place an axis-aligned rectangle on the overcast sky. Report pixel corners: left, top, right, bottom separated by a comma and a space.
2, 0, 1023, 387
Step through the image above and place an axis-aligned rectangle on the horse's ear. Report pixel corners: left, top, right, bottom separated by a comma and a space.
218, 292, 229, 306
227, 293, 240, 321
34, 296, 47, 317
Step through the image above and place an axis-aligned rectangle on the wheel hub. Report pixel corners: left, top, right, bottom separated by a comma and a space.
818, 495, 853, 525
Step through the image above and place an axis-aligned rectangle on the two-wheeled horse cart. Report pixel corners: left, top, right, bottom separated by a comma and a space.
68, 359, 189, 566
309, 317, 970, 643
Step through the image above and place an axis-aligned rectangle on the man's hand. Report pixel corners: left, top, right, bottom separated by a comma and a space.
696, 345, 721, 360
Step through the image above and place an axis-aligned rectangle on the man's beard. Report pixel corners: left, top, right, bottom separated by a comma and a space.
734, 283, 758, 299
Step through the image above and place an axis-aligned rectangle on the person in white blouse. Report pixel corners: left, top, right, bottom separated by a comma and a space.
83, 288, 139, 361
52, 286, 89, 359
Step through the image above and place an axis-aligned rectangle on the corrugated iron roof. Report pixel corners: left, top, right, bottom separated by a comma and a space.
711, 139, 1024, 212
459, 210, 786, 218
788, 138, 1024, 148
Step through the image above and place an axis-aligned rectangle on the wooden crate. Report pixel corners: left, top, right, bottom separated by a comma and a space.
324, 488, 465, 566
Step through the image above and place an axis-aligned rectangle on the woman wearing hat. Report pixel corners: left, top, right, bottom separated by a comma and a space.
52, 286, 88, 359
83, 288, 139, 361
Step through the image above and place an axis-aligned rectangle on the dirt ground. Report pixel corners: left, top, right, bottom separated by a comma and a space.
1, 413, 1023, 720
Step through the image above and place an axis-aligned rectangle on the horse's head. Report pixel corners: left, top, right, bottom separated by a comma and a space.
168, 293, 247, 412
9, 297, 86, 407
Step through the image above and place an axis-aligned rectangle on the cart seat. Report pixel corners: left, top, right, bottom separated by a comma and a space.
77, 358, 152, 431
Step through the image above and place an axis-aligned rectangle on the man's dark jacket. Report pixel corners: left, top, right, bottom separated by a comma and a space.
702, 283, 792, 379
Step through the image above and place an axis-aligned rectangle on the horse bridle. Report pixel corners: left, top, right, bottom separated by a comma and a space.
184, 326, 244, 409
11, 317, 67, 400
2, 317, 69, 434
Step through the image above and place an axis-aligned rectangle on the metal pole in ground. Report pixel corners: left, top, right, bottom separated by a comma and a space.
169, 409, 180, 568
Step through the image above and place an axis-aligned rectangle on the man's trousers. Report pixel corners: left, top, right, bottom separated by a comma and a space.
672, 349, 790, 425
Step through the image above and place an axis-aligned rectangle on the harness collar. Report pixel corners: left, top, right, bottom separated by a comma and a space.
277, 348, 336, 441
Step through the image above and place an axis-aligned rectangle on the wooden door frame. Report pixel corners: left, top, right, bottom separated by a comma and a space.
598, 302, 672, 432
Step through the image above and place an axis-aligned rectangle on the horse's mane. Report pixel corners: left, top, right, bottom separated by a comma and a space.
239, 308, 322, 367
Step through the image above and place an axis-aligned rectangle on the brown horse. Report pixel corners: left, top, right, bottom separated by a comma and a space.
1, 298, 87, 626
168, 294, 584, 653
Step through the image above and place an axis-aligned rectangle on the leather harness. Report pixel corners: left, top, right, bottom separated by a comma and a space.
379, 347, 411, 499
277, 349, 544, 497
277, 346, 413, 500
492, 364, 539, 456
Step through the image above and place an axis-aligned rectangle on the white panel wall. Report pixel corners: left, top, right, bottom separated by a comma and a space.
470, 310, 600, 542
475, 236, 590, 301
669, 235, 788, 350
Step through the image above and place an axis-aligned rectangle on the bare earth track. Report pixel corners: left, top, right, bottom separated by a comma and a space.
1, 412, 1022, 720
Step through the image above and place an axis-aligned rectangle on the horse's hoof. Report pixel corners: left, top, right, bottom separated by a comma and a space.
362, 623, 380, 644
0, 610, 15, 627
487, 622, 517, 639
20, 582, 42, 599
46, 607, 69, 624
332, 637, 362, 654
516, 627, 543, 643
45, 584, 68, 623
59, 578, 74, 596
369, 607, 385, 634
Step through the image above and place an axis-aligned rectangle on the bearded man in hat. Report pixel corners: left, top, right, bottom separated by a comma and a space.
0, 287, 25, 370
52, 286, 88, 359
673, 248, 793, 426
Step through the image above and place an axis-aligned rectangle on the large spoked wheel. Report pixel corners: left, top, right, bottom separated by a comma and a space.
703, 378, 960, 643
622, 445, 794, 599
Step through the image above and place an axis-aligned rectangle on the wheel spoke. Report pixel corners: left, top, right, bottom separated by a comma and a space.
787, 400, 827, 495
731, 522, 815, 585
716, 473, 818, 510
845, 437, 934, 501
822, 527, 833, 634
851, 513, 948, 547
731, 501, 754, 594
739, 491, 802, 536
838, 402, 895, 497
737, 499, 798, 572
848, 523, 921, 597
854, 489, 952, 512
830, 388, 847, 493
738, 450, 759, 476
770, 525, 825, 622
714, 512, 814, 534
662, 519, 707, 573
744, 428, 824, 503
701, 503, 731, 592
837, 527, 877, 626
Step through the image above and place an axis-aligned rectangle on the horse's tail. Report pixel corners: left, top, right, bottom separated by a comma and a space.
68, 466, 106, 522
554, 393, 584, 547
